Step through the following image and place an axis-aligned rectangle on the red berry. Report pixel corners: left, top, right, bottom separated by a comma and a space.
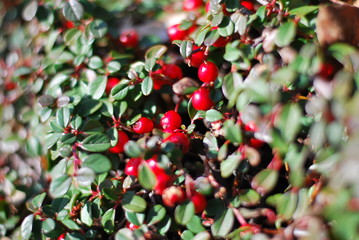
183, 0, 203, 11
161, 110, 182, 130
163, 132, 190, 153
162, 64, 183, 80
168, 24, 188, 42
119, 29, 139, 48
213, 36, 231, 48
318, 62, 335, 79
191, 192, 207, 214
241, 1, 255, 12
58, 233, 66, 240
205, 1, 210, 13
125, 158, 143, 177
106, 77, 120, 95
162, 186, 186, 207
109, 130, 129, 154
244, 122, 264, 148
198, 62, 218, 83
133, 117, 154, 134
192, 88, 214, 111
146, 155, 165, 175
154, 172, 172, 194
126, 222, 140, 230
5, 82, 17, 91
64, 20, 75, 29
189, 45, 205, 68
244, 121, 258, 132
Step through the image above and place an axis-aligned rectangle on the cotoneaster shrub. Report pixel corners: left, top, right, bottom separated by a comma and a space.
1, 0, 359, 239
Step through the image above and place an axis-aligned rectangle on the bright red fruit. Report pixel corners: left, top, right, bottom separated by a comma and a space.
106, 77, 120, 95
191, 192, 207, 214
146, 155, 165, 175
162, 64, 183, 80
162, 186, 186, 207
244, 122, 264, 148
164, 132, 190, 153
192, 88, 214, 111
58, 233, 66, 240
168, 24, 188, 42
154, 172, 172, 194
133, 117, 154, 134
161, 110, 182, 130
125, 158, 143, 177
189, 45, 205, 68
198, 61, 218, 83
64, 20, 75, 29
241, 1, 255, 12
213, 36, 231, 48
183, 0, 203, 11
109, 130, 129, 154
318, 62, 335, 79
126, 222, 140, 230
119, 29, 139, 48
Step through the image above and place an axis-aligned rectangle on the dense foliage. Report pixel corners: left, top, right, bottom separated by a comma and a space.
1, 0, 359, 239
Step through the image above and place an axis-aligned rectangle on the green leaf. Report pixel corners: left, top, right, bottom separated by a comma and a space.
157, 215, 172, 235
223, 119, 242, 144
81, 134, 111, 152
289, 6, 319, 17
124, 140, 141, 158
277, 103, 302, 142
42, 218, 60, 237
145, 45, 167, 60
211, 208, 234, 237
81, 201, 93, 226
193, 231, 211, 240
21, 214, 33, 240
138, 163, 156, 190
107, 61, 121, 73
111, 81, 129, 100
218, 16, 234, 37
231, 12, 247, 35
146, 205, 166, 225
277, 191, 298, 220
88, 56, 103, 69
186, 215, 206, 234
115, 228, 136, 240
125, 212, 145, 226
239, 189, 260, 206
180, 41, 193, 59
175, 201, 195, 225
141, 76, 153, 96
83, 154, 112, 174
89, 19, 108, 38
195, 26, 211, 46
122, 191, 147, 213
22, 0, 38, 21
63, 0, 84, 22
56, 107, 71, 128
251, 169, 279, 195
220, 153, 242, 178
76, 99, 103, 116
83, 119, 105, 134
77, 167, 95, 186
206, 109, 223, 122
49, 175, 72, 198
275, 21, 296, 47
102, 208, 115, 234
61, 219, 80, 230
182, 230, 195, 240
27, 192, 47, 212
89, 76, 107, 100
